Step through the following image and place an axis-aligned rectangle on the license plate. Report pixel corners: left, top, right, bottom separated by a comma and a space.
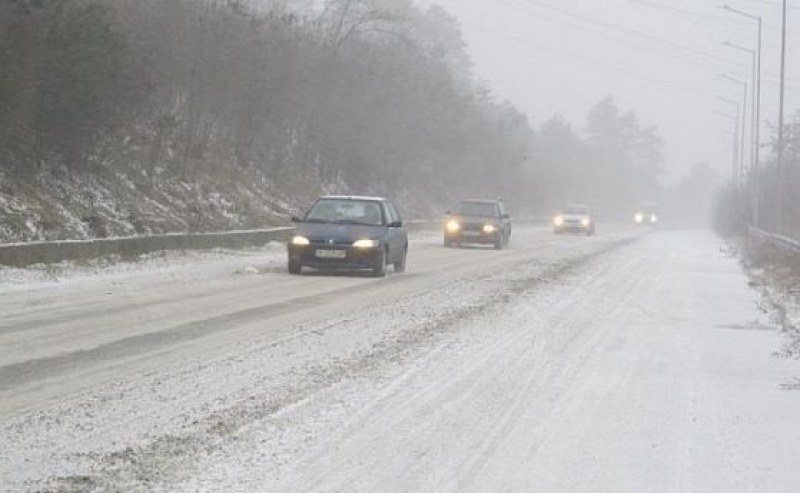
462, 231, 481, 237
316, 249, 346, 259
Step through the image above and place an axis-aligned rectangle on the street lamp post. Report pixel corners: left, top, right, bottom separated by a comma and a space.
720, 75, 748, 185
717, 98, 741, 186
724, 41, 757, 172
722, 5, 762, 227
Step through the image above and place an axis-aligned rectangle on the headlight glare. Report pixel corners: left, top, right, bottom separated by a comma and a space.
445, 220, 461, 233
553, 215, 564, 227
581, 217, 591, 227
483, 224, 497, 234
635, 213, 644, 224
291, 235, 310, 246
650, 215, 658, 224
353, 239, 379, 249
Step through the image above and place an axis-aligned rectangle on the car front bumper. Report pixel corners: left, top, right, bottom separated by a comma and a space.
288, 244, 381, 270
555, 223, 592, 233
444, 230, 500, 244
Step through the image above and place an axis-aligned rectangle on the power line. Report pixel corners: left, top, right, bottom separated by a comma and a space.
461, 20, 717, 102
498, 1, 800, 91
506, 0, 745, 70
626, 0, 780, 32
735, 0, 799, 10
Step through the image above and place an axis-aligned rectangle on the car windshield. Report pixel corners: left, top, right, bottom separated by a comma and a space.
563, 205, 589, 215
456, 201, 499, 217
305, 199, 384, 226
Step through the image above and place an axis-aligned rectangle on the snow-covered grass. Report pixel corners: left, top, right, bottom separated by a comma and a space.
733, 238, 800, 358
0, 162, 303, 243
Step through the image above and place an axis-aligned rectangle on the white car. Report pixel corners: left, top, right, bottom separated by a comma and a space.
634, 202, 659, 226
553, 204, 595, 235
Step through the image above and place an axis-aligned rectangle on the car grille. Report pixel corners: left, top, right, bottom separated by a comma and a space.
461, 222, 485, 232
308, 238, 352, 247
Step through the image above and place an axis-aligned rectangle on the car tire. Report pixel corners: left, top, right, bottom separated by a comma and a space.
288, 259, 302, 274
494, 235, 503, 250
372, 248, 388, 277
394, 246, 407, 273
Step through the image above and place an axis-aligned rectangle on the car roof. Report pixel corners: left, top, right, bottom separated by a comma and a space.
319, 195, 387, 202
458, 199, 501, 204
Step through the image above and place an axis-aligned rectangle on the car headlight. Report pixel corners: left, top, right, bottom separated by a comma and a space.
581, 218, 591, 227
650, 215, 658, 224
445, 220, 461, 233
353, 239, 379, 249
291, 235, 310, 246
634, 213, 644, 224
553, 215, 564, 227
483, 224, 497, 234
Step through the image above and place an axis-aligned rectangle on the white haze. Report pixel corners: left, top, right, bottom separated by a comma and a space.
418, 0, 799, 184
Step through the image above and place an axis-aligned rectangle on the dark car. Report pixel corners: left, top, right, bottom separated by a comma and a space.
287, 196, 408, 277
553, 203, 595, 235
443, 199, 512, 249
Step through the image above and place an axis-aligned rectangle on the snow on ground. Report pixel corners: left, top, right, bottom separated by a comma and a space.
2, 229, 799, 492
0, 242, 288, 294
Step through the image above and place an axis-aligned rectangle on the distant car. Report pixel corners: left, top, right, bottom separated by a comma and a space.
634, 202, 659, 226
287, 196, 408, 277
443, 199, 512, 249
553, 204, 595, 235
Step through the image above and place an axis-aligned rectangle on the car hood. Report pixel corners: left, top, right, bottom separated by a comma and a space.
562, 214, 591, 221
294, 222, 385, 240
449, 214, 498, 223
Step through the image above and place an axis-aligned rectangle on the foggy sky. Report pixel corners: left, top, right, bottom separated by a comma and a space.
418, 0, 799, 184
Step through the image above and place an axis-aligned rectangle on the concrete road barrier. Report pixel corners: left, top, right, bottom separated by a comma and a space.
0, 220, 441, 267
0, 228, 293, 267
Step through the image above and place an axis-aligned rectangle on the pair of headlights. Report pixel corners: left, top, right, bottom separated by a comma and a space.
291, 236, 379, 248
553, 216, 591, 227
445, 221, 497, 234
635, 214, 658, 224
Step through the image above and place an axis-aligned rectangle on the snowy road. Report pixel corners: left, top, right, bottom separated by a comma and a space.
1, 227, 799, 492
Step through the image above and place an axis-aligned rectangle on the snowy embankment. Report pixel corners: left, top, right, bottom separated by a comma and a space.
1, 228, 798, 492
0, 164, 312, 243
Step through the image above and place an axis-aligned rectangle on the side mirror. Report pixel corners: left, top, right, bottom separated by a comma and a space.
388, 220, 403, 228
291, 215, 303, 223
502, 213, 511, 219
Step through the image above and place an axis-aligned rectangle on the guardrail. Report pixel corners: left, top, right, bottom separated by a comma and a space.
748, 227, 800, 254
0, 219, 440, 268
